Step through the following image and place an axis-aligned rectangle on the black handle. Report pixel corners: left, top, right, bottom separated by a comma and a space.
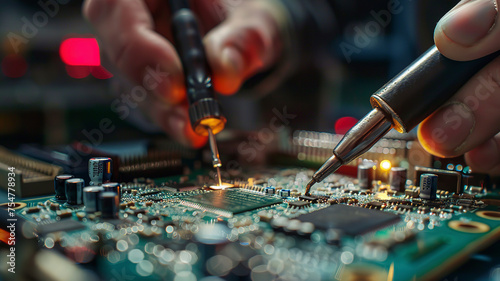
169, 0, 226, 135
170, 0, 214, 104
370, 45, 499, 133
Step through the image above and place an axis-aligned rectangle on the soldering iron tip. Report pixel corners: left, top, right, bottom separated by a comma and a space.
305, 179, 316, 196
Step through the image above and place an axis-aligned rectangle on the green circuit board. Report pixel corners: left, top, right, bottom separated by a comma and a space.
5, 168, 500, 281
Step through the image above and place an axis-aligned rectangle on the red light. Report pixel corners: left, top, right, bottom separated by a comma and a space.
65, 65, 91, 79
334, 116, 358, 135
1, 54, 27, 78
60, 38, 100, 66
91, 65, 113, 79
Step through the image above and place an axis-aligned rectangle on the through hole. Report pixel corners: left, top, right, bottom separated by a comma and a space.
458, 223, 477, 229
482, 212, 500, 218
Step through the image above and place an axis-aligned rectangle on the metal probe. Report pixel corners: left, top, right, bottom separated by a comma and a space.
208, 127, 222, 186
169, 0, 226, 185
305, 45, 500, 195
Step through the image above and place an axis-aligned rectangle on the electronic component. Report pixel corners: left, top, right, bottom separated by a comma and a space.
358, 164, 376, 190
264, 187, 276, 195
99, 191, 119, 219
54, 174, 74, 201
415, 166, 462, 194
65, 178, 84, 205
0, 146, 63, 197
288, 201, 310, 209
280, 189, 291, 198
102, 182, 121, 199
181, 189, 282, 217
299, 195, 319, 203
88, 157, 112, 185
295, 204, 400, 235
36, 219, 86, 235
389, 167, 407, 192
420, 173, 438, 200
83, 186, 104, 213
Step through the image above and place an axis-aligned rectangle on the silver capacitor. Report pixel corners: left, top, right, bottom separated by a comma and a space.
102, 182, 121, 199
420, 173, 438, 200
88, 157, 112, 185
99, 191, 119, 219
389, 167, 407, 192
65, 178, 85, 205
54, 174, 74, 201
358, 164, 376, 190
83, 186, 104, 213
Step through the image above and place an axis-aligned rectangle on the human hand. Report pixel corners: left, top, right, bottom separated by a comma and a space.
83, 0, 284, 148
418, 0, 500, 175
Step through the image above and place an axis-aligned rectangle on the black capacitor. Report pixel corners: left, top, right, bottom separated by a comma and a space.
102, 182, 121, 199
65, 178, 85, 205
83, 186, 104, 213
389, 167, 407, 192
54, 174, 74, 200
88, 157, 112, 185
99, 191, 119, 219
358, 164, 376, 190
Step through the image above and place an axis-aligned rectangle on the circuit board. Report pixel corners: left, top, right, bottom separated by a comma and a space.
3, 166, 500, 281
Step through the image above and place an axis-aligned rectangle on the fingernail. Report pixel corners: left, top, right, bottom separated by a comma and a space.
421, 102, 475, 154
438, 0, 498, 46
221, 47, 244, 75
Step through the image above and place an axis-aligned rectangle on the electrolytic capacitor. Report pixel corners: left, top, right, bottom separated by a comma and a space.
54, 174, 74, 201
99, 191, 119, 219
420, 173, 438, 200
65, 178, 85, 205
83, 186, 104, 213
280, 189, 291, 198
102, 182, 121, 199
358, 164, 376, 190
389, 167, 407, 192
88, 157, 112, 185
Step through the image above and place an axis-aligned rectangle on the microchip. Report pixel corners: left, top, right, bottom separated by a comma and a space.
366, 201, 384, 209
299, 195, 319, 203
163, 182, 200, 192
36, 220, 86, 235
181, 189, 282, 217
295, 204, 400, 236
397, 205, 414, 211
140, 190, 162, 196
288, 201, 310, 209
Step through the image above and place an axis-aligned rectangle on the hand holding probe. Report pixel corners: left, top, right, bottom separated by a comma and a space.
169, 0, 226, 183
305, 45, 500, 195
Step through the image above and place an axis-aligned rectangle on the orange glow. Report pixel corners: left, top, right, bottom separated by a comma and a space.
195, 117, 226, 136
0, 228, 10, 245
380, 160, 392, 171
209, 183, 234, 190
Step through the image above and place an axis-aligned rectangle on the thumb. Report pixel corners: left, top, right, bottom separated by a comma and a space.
434, 0, 500, 61
204, 1, 286, 95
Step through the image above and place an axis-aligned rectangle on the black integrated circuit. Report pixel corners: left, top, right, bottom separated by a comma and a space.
295, 204, 400, 236
36, 219, 86, 235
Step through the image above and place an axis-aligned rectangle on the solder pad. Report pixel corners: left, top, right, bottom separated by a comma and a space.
295, 204, 400, 235
180, 189, 282, 217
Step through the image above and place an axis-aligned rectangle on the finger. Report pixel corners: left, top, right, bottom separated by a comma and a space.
147, 97, 207, 148
465, 133, 500, 175
418, 56, 500, 157
83, 0, 185, 104
204, 1, 285, 95
434, 0, 500, 61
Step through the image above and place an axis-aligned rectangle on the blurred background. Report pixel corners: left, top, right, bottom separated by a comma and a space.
0, 0, 457, 149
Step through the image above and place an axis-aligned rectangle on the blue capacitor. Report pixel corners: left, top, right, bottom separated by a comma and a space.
280, 189, 291, 198
265, 187, 276, 195
83, 186, 104, 213
420, 173, 438, 200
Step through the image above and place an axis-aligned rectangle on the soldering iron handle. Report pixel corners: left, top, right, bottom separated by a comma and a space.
370, 45, 500, 133
169, 0, 215, 104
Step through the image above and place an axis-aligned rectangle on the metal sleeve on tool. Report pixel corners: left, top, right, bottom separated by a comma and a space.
370, 45, 499, 133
